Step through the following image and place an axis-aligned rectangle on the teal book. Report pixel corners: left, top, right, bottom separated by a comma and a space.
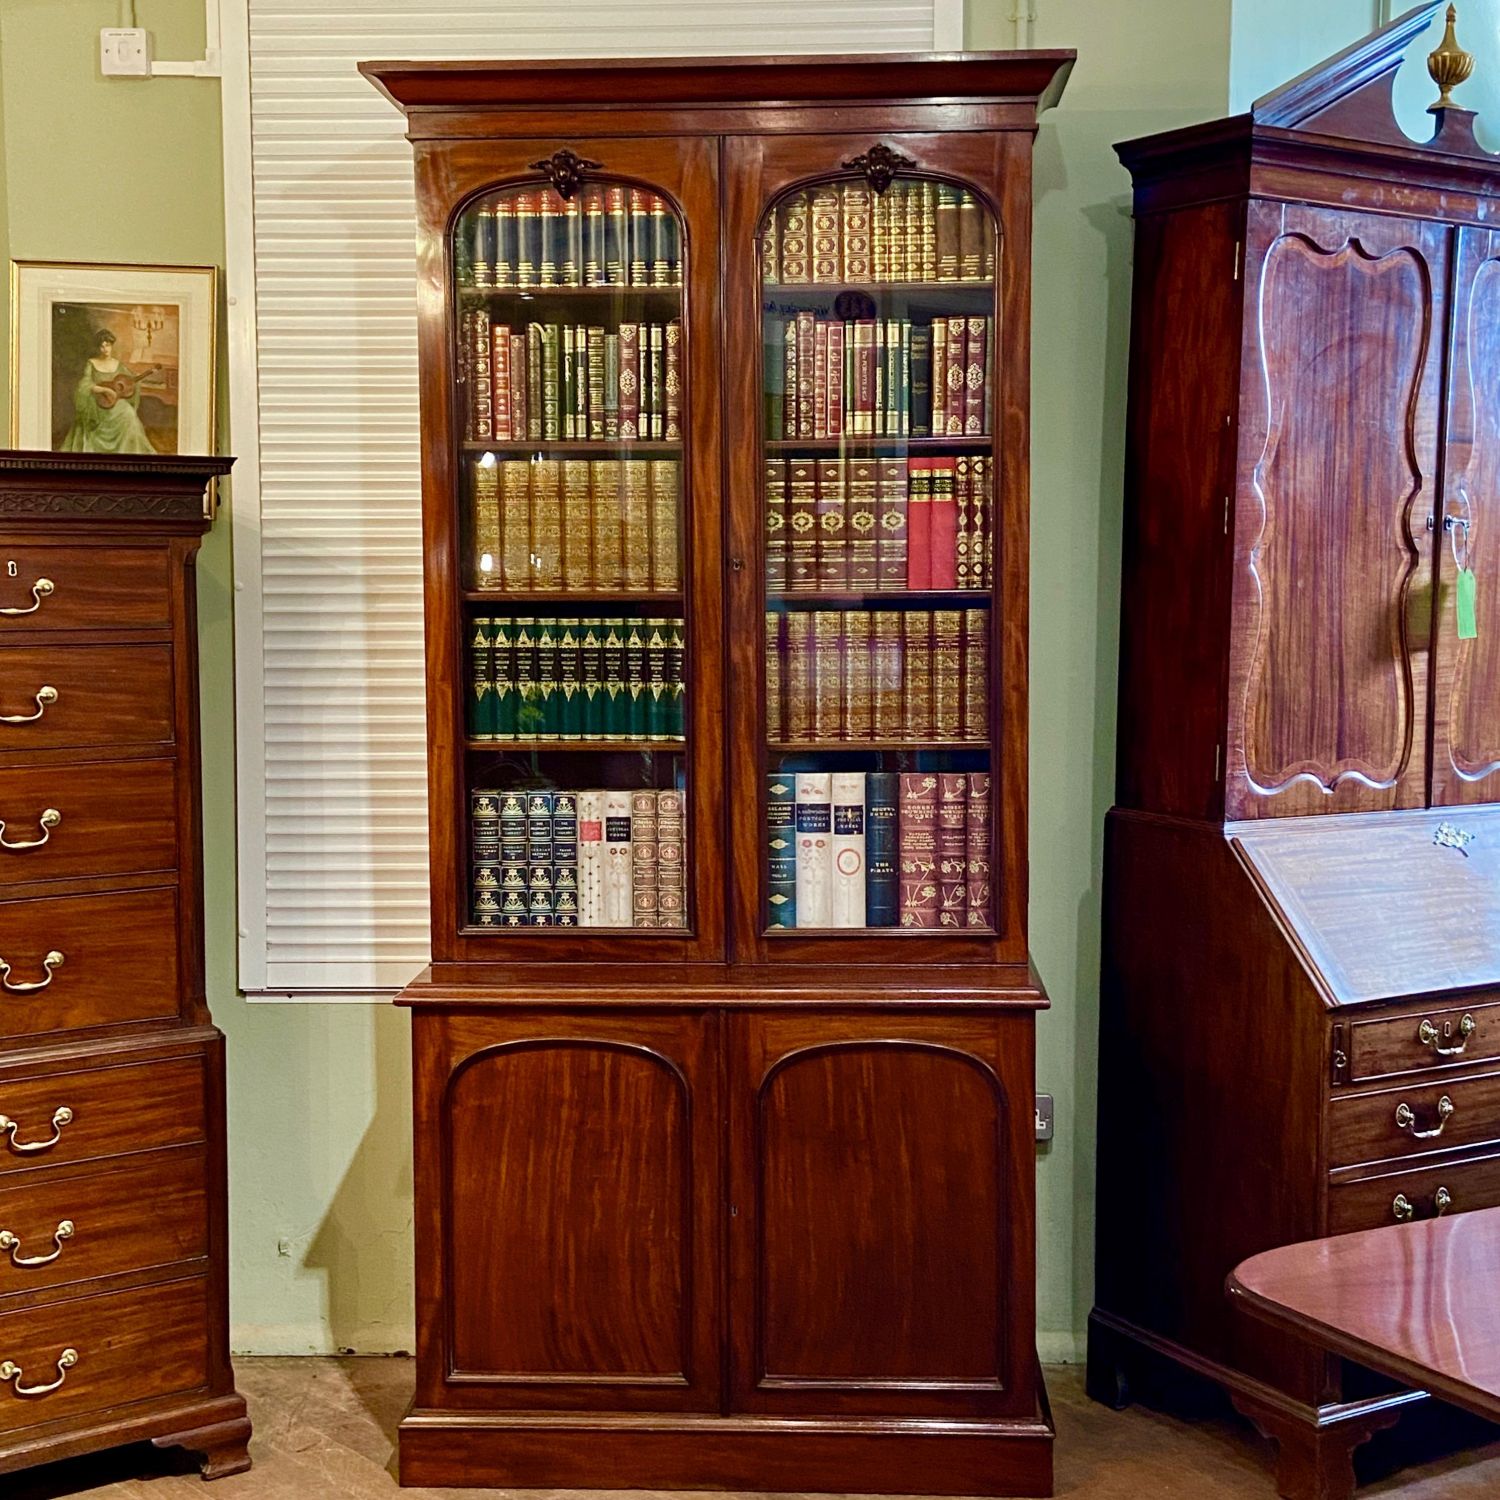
625, 619, 648, 739
602, 617, 626, 739
667, 617, 686, 740
526, 791, 555, 925
580, 621, 604, 739
534, 619, 559, 739
467, 617, 496, 740
866, 771, 900, 927
492, 618, 517, 740
558, 619, 583, 739
646, 618, 670, 741
513, 617, 539, 740
766, 774, 797, 927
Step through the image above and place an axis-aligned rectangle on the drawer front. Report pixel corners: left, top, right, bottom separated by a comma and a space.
1329, 1150, 1500, 1233
0, 546, 170, 633
1329, 1068, 1500, 1167
0, 645, 173, 753
0, 1275, 208, 1435
0, 887, 178, 1040
0, 759, 176, 886
0, 1148, 206, 1296
0, 1056, 205, 1176
1348, 999, 1500, 1081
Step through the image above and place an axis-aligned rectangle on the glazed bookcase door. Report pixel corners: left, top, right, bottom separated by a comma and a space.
418, 138, 724, 963
724, 134, 1031, 967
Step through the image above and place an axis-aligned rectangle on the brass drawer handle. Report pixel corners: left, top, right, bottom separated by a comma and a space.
0, 808, 60, 853
0, 1107, 72, 1154
1435, 1186, 1453, 1216
0, 1347, 76, 1397
0, 687, 56, 725
0, 579, 54, 618
1419, 1014, 1477, 1056
1393, 1193, 1415, 1222
1395, 1095, 1455, 1139
0, 951, 63, 993
0, 1220, 73, 1268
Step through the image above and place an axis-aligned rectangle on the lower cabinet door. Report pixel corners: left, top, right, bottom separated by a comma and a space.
415, 1008, 720, 1413
726, 1008, 1036, 1418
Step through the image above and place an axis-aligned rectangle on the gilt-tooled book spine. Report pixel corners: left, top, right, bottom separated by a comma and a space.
873, 319, 885, 437
963, 608, 989, 742
603, 332, 621, 439
533, 619, 559, 738
470, 788, 501, 926
580, 622, 603, 740
646, 619, 670, 741
904, 182, 923, 283
469, 458, 501, 590
944, 316, 966, 437
495, 200, 516, 288
559, 323, 576, 439
811, 184, 841, 284
765, 611, 784, 744
540, 322, 561, 440
647, 323, 664, 440
526, 791, 555, 925
538, 190, 560, 287
491, 323, 512, 440
973, 456, 992, 588
906, 459, 932, 590
780, 191, 809, 284
471, 307, 493, 440
795, 312, 815, 442
618, 322, 640, 440
622, 461, 652, 591
899, 318, 912, 436
929, 458, 958, 590
871, 610, 903, 738
783, 611, 813, 743
883, 318, 901, 438
526, 323, 543, 441
865, 771, 899, 927
902, 610, 933, 740
815, 459, 847, 590
627, 188, 649, 286
794, 772, 832, 928
563, 192, 582, 287
847, 457, 878, 589
766, 775, 796, 928
967, 772, 992, 928
631, 788, 659, 927
583, 187, 605, 287
577, 789, 604, 926
954, 455, 973, 590
853, 319, 876, 436
898, 772, 939, 927
958, 191, 982, 282
467, 202, 493, 289
497, 791, 528, 927
586, 326, 606, 440
920, 181, 937, 282
935, 187, 960, 282
841, 182, 872, 282
512, 617, 538, 740
933, 608, 963, 742
514, 190, 538, 288
625, 618, 649, 738
937, 773, 968, 928
468, 618, 496, 740
910, 326, 932, 438
530, 460, 562, 590
787, 459, 818, 592
650, 460, 679, 591
965, 316, 987, 437
510, 332, 528, 442
605, 186, 627, 287
650, 195, 671, 287
876, 458, 908, 591
812, 611, 843, 741
561, 460, 593, 591
888, 183, 908, 282
765, 458, 788, 592
667, 618, 686, 740
813, 321, 828, 438
782, 320, 798, 439
664, 320, 682, 441
830, 770, 867, 929
656, 787, 686, 929
501, 461, 531, 590
601, 618, 626, 739
872, 189, 889, 283
842, 609, 873, 742
558, 620, 583, 740
552, 790, 579, 926
602, 787, 633, 925
591, 460, 623, 590
929, 319, 947, 440
493, 618, 517, 740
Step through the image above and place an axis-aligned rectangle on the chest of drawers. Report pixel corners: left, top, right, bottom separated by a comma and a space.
0, 453, 248, 1481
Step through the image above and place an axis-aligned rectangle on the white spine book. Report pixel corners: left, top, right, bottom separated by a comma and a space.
794, 772, 833, 929
577, 789, 605, 927
830, 771, 867, 928
602, 787, 634, 926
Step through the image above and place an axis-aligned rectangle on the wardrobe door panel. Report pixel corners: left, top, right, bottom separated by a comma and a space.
1227, 202, 1446, 818
1433, 225, 1500, 806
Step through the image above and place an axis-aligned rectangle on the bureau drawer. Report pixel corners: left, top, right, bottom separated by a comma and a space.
0, 759, 176, 886
0, 1147, 206, 1296
1329, 1068, 1500, 1167
0, 1275, 208, 1435
0, 645, 172, 753
1328, 1149, 1500, 1233
0, 546, 170, 633
1347, 999, 1500, 1081
0, 1055, 205, 1175
0, 887, 178, 1040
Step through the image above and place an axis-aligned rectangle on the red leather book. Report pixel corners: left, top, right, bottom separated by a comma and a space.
897, 772, 939, 928
937, 773, 968, 928
812, 610, 844, 740
906, 459, 932, 590
664, 320, 682, 440
826, 321, 845, 439
944, 315, 966, 436
932, 609, 963, 740
929, 458, 958, 589
954, 455, 973, 588
973, 455, 992, 586
813, 320, 829, 439
618, 322, 640, 439
471, 307, 493, 440
901, 609, 933, 740
966, 771, 992, 928
764, 458, 788, 592
841, 609, 873, 741
871, 611, 903, 737
964, 316, 987, 436
491, 323, 512, 440
509, 332, 528, 442
796, 311, 816, 439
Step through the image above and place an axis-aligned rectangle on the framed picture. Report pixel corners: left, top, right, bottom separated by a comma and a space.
9, 260, 217, 455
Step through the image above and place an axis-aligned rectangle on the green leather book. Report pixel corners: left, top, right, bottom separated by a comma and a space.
467, 617, 496, 740
558, 619, 583, 740
534, 618, 559, 738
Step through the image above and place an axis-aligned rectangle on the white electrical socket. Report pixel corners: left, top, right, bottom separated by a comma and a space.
100, 27, 152, 78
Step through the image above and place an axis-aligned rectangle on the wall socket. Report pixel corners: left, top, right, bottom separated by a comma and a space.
100, 27, 152, 77
1035, 1093, 1054, 1142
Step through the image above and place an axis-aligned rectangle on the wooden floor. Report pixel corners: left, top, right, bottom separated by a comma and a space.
12, 1359, 1500, 1498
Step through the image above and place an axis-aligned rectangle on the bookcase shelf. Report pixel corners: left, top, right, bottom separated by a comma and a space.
763, 280, 995, 297
466, 738, 685, 752
768, 590, 989, 608
462, 589, 684, 605
461, 439, 683, 455
764, 436, 992, 455
460, 283, 684, 298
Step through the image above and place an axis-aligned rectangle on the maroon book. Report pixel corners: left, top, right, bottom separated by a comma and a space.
944, 315, 966, 436
937, 773, 968, 928
966, 772, 992, 928
929, 458, 958, 589
898, 772, 939, 928
964, 315, 987, 436
618, 322, 641, 440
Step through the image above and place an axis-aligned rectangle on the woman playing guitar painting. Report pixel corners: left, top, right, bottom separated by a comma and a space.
59, 328, 158, 454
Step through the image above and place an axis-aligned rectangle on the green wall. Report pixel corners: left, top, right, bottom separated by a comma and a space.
0, 0, 1442, 1356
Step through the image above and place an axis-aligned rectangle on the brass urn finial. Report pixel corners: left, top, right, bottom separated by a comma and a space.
1427, 3, 1475, 112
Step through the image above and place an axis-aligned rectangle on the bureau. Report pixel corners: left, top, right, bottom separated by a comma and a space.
0, 452, 247, 1481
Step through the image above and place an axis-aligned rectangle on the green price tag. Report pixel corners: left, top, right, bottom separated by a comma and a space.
1457, 565, 1479, 642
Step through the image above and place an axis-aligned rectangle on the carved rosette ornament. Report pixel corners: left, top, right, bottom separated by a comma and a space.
841, 143, 917, 197
528, 147, 603, 201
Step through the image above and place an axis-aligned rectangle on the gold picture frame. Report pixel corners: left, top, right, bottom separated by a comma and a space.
9, 259, 218, 456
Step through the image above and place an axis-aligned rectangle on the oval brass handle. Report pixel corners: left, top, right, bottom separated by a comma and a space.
1419, 1014, 1477, 1056
1392, 1193, 1415, 1222
1395, 1095, 1455, 1139
0, 579, 54, 618
0, 1107, 72, 1154
0, 686, 56, 726
1435, 1187, 1453, 1217
0, 1220, 73, 1268
0, 951, 63, 994
0, 1347, 76, 1397
0, 809, 60, 853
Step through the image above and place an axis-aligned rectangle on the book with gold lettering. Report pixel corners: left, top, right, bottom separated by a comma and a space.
783, 610, 814, 742
902, 610, 933, 740
872, 187, 890, 283
761, 210, 779, 284
590, 460, 624, 589
557, 620, 583, 739
780, 190, 809, 283
601, 788, 633, 926
866, 771, 899, 927
932, 609, 963, 740
561, 459, 593, 591
539, 189, 560, 287
491, 323, 512, 439
842, 609, 873, 742
935, 187, 960, 282
586, 326, 606, 439
795, 311, 816, 441
510, 331, 528, 441
493, 618, 517, 740
830, 771, 867, 928
944, 316, 966, 436
629, 187, 651, 285
937, 773, 968, 927
813, 321, 828, 438
656, 788, 686, 929
766, 775, 796, 927
898, 772, 939, 928
563, 194, 582, 287
847, 458, 879, 589
605, 186, 627, 286
512, 618, 539, 740
904, 182, 922, 283
530, 460, 563, 590
468, 617, 496, 740
525, 323, 543, 440
813, 611, 843, 740
664, 320, 682, 440
650, 195, 671, 286
622, 460, 652, 590
650, 460, 679, 590
841, 181, 872, 281
469, 458, 501, 591
826, 321, 845, 440
906, 459, 932, 590
618, 322, 640, 439
471, 307, 492, 440
954, 455, 974, 589
765, 458, 788, 592
601, 618, 626, 738
782, 319, 798, 438
965, 316, 988, 436
958, 191, 982, 281
647, 322, 664, 440
871, 610, 903, 737
794, 773, 833, 927
930, 458, 958, 590
514, 190, 539, 287
540, 322, 561, 439
815, 459, 847, 590
765, 611, 784, 743
579, 622, 603, 739
787, 459, 818, 592
500, 460, 531, 590
583, 187, 605, 286
876, 458, 908, 590
811, 184, 841, 284
966, 772, 992, 927
852, 319, 876, 436
973, 455, 992, 587
494, 199, 515, 287
963, 607, 989, 742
